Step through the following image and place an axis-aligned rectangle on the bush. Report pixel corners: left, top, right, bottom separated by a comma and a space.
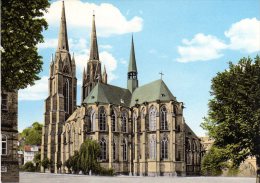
23, 161, 35, 172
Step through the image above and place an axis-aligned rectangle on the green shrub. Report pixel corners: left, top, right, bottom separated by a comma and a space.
23, 161, 35, 172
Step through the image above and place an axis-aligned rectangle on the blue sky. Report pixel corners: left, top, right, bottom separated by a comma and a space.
18, 0, 260, 136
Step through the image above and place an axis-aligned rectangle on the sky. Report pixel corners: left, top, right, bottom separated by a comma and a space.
18, 0, 260, 136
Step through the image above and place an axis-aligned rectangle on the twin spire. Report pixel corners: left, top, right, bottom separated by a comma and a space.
89, 14, 99, 61
57, 1, 69, 51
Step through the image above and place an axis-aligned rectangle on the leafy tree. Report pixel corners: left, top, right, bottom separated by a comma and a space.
201, 146, 229, 176
1, 0, 50, 92
20, 122, 43, 146
201, 56, 260, 182
78, 139, 101, 174
23, 161, 35, 172
33, 153, 41, 172
41, 157, 50, 173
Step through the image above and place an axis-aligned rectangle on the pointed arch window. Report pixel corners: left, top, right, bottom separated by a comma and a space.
1, 134, 7, 155
133, 113, 137, 133
149, 135, 156, 160
91, 110, 96, 131
64, 79, 70, 113
161, 136, 168, 159
122, 111, 128, 132
113, 141, 116, 160
149, 106, 157, 131
111, 110, 116, 132
99, 107, 106, 131
100, 138, 107, 160
123, 139, 127, 161
160, 106, 168, 130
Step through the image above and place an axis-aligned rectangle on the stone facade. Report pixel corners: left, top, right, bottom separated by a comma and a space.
41, 2, 202, 176
1, 91, 19, 182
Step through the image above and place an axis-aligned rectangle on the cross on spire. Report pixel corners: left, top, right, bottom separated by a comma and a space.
159, 72, 164, 80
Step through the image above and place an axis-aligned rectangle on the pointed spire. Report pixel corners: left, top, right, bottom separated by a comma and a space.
89, 13, 99, 60
102, 65, 107, 84
128, 35, 137, 72
103, 65, 107, 74
57, 1, 69, 51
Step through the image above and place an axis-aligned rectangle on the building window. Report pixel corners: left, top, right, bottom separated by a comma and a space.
122, 112, 127, 132
133, 113, 137, 133
99, 107, 106, 131
91, 110, 96, 131
160, 106, 168, 130
64, 79, 70, 113
149, 106, 157, 131
149, 135, 156, 160
1, 134, 7, 155
161, 137, 168, 159
111, 110, 116, 132
113, 141, 116, 160
100, 138, 106, 160
123, 139, 127, 161
1, 93, 8, 110
1, 166, 7, 172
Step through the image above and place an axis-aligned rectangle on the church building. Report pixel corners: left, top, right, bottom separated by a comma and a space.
41, 2, 202, 176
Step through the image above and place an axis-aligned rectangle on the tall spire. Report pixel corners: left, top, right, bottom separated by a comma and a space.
127, 35, 138, 93
128, 35, 137, 73
57, 1, 69, 51
89, 13, 99, 60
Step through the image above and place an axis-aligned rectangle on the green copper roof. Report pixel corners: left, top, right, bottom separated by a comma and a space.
83, 83, 131, 107
128, 36, 137, 73
130, 79, 176, 107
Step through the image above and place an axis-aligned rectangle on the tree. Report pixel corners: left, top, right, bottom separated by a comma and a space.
33, 153, 41, 172
201, 56, 260, 182
1, 0, 50, 92
78, 139, 101, 174
20, 122, 43, 146
64, 156, 73, 174
23, 161, 35, 172
201, 146, 229, 176
41, 157, 50, 173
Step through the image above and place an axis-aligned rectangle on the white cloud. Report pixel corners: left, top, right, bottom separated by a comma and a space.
225, 18, 260, 53
19, 76, 49, 101
100, 44, 112, 50
100, 51, 118, 82
45, 0, 143, 37
37, 38, 57, 49
177, 33, 227, 62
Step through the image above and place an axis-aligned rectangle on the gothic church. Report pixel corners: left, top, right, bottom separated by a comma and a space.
41, 2, 202, 176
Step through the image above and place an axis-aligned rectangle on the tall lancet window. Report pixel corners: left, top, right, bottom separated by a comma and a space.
122, 111, 128, 132
111, 110, 116, 132
64, 79, 70, 113
161, 136, 168, 159
149, 135, 156, 160
160, 106, 168, 130
91, 110, 96, 131
99, 107, 106, 131
100, 138, 107, 160
149, 106, 157, 131
123, 139, 127, 161
113, 140, 116, 160
133, 112, 137, 133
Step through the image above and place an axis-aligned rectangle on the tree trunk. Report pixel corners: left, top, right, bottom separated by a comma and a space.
256, 156, 260, 183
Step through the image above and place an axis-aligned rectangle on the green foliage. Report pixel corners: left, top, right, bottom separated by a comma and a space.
33, 153, 41, 172
98, 167, 114, 176
23, 161, 35, 172
41, 157, 50, 173
20, 122, 43, 146
78, 139, 101, 174
1, 0, 50, 91
201, 146, 229, 176
201, 56, 260, 165
64, 151, 80, 174
64, 156, 73, 173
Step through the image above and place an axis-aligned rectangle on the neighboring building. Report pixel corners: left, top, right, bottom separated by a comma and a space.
23, 145, 40, 165
200, 136, 214, 153
41, 2, 203, 176
1, 91, 19, 182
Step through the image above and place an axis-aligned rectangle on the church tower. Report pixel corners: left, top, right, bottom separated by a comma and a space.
127, 36, 138, 93
41, 1, 77, 173
82, 14, 106, 102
